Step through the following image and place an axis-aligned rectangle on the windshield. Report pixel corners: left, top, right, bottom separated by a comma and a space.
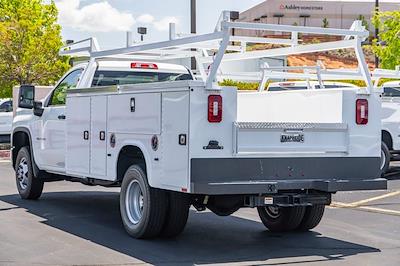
383, 87, 400, 97
91, 70, 193, 87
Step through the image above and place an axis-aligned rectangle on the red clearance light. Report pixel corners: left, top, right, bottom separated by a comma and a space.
356, 99, 368, 125
208, 95, 222, 123
131, 62, 158, 69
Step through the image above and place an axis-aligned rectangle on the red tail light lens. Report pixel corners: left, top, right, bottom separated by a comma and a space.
131, 62, 158, 69
208, 95, 222, 123
356, 99, 368, 125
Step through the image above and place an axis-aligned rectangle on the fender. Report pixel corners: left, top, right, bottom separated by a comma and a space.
116, 140, 154, 187
12, 126, 41, 177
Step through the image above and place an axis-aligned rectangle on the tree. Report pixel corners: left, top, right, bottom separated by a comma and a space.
372, 10, 400, 69
357, 14, 369, 31
0, 0, 69, 98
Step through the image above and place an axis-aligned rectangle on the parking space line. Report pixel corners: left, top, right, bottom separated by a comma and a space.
357, 206, 400, 216
348, 190, 400, 207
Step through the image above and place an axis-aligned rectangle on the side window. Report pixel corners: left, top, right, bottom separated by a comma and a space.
0, 100, 12, 112
50, 69, 83, 106
383, 87, 400, 97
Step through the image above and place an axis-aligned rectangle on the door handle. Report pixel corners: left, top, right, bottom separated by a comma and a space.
99, 131, 105, 141
83, 131, 89, 140
58, 114, 66, 120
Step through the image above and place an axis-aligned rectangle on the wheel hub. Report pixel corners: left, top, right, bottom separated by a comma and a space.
16, 157, 29, 190
264, 206, 281, 219
125, 180, 144, 225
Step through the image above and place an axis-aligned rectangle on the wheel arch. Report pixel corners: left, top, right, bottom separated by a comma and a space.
382, 130, 393, 150
11, 128, 35, 170
116, 142, 153, 186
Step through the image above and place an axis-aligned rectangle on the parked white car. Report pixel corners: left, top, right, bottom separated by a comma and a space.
0, 98, 13, 140
11, 13, 386, 239
267, 81, 358, 91
380, 81, 400, 173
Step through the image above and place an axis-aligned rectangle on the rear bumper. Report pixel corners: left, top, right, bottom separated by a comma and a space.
190, 157, 386, 195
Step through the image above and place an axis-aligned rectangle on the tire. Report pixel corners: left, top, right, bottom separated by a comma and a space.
380, 142, 390, 176
297, 205, 325, 231
120, 165, 168, 239
257, 206, 305, 232
160, 191, 190, 238
15, 146, 44, 200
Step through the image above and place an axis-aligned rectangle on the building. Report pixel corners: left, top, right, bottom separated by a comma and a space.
239, 0, 400, 32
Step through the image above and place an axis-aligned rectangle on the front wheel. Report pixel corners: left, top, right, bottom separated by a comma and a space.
120, 165, 168, 239
257, 206, 305, 232
15, 146, 44, 200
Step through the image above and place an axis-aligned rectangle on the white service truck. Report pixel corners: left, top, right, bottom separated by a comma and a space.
12, 13, 386, 239
381, 80, 400, 173
0, 98, 13, 141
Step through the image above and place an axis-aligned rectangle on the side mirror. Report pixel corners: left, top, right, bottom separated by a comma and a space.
33, 101, 44, 117
18, 85, 35, 109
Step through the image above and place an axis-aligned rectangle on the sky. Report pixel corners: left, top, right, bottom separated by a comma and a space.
53, 0, 265, 50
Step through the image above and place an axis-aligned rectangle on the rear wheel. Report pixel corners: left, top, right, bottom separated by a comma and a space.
120, 165, 168, 239
380, 142, 390, 176
15, 146, 44, 200
160, 191, 190, 238
257, 206, 305, 232
297, 205, 325, 231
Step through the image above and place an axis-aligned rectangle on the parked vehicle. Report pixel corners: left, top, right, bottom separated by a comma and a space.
0, 98, 13, 142
267, 81, 358, 91
11, 13, 386, 239
380, 80, 400, 174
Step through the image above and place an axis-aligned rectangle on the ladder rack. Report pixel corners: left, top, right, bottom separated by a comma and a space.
60, 11, 373, 93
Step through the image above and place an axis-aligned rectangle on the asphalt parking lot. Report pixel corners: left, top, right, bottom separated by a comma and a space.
0, 160, 399, 266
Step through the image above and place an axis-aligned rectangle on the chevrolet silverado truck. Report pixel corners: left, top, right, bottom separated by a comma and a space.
11, 13, 386, 239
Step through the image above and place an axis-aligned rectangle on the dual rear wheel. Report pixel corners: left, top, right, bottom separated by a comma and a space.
257, 204, 325, 232
120, 165, 190, 239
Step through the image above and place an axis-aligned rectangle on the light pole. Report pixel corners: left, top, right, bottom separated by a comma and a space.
190, 0, 196, 70
375, 0, 379, 68
137, 27, 147, 42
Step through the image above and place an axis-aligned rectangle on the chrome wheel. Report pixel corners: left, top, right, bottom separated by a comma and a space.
264, 206, 281, 219
16, 157, 29, 190
380, 148, 386, 170
125, 180, 144, 225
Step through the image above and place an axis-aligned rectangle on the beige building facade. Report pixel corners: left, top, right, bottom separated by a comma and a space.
239, 0, 400, 31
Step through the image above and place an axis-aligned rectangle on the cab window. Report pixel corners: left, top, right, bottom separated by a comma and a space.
49, 69, 83, 105
91, 70, 192, 87
0, 100, 12, 112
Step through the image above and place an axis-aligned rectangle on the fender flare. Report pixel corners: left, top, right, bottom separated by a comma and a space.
12, 127, 40, 177
116, 140, 154, 186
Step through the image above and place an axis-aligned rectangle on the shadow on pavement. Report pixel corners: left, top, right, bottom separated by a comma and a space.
384, 165, 400, 180
0, 191, 380, 265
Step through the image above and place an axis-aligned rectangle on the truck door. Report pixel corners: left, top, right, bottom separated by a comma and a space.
90, 96, 107, 176
66, 96, 91, 175
35, 69, 83, 171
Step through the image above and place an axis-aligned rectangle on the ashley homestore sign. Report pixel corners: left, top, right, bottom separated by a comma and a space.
279, 4, 323, 11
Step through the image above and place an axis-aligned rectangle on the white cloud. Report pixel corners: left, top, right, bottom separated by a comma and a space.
137, 14, 155, 24
137, 14, 179, 32
56, 0, 135, 32
153, 16, 179, 31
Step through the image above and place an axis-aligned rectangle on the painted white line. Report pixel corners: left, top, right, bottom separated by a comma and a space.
349, 190, 400, 207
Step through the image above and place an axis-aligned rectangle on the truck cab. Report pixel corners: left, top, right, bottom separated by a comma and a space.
13, 61, 193, 173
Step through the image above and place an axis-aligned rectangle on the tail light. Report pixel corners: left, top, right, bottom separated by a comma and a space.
208, 95, 222, 123
131, 62, 158, 69
356, 99, 368, 125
